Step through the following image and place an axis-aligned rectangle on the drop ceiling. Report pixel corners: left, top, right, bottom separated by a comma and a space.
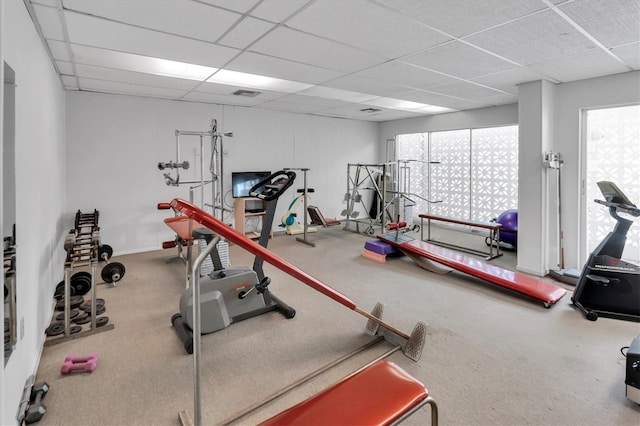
25, 0, 639, 122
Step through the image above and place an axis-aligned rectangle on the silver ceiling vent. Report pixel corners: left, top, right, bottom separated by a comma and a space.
232, 89, 261, 97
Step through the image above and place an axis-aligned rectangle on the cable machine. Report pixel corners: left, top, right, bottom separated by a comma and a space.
158, 118, 233, 277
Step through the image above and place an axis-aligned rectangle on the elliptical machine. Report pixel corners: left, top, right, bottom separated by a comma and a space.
172, 170, 297, 353
572, 181, 640, 322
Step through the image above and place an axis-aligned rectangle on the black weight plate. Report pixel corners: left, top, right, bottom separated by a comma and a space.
71, 275, 92, 296
83, 304, 106, 315
55, 309, 79, 321
79, 298, 105, 311
69, 325, 82, 334
55, 295, 85, 311
101, 262, 126, 283
46, 323, 65, 337
96, 316, 109, 327
72, 313, 90, 324
71, 271, 91, 281
98, 244, 113, 261
54, 280, 76, 300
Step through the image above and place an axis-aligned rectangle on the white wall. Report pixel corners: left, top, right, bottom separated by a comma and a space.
1, 1, 67, 424
65, 92, 379, 255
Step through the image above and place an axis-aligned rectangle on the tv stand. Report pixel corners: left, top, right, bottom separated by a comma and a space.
234, 198, 271, 239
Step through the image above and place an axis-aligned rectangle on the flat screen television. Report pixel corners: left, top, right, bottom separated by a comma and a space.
231, 171, 271, 198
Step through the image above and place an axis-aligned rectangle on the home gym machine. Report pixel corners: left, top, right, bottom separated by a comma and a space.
171, 170, 297, 353
572, 181, 640, 322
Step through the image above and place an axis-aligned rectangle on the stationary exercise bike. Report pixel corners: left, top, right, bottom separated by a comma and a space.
172, 170, 297, 353
572, 181, 640, 322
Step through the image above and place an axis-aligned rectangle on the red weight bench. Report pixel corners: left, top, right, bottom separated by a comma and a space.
307, 205, 341, 227
258, 360, 438, 426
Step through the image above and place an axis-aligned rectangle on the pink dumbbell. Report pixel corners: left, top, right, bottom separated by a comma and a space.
64, 352, 99, 363
61, 352, 99, 375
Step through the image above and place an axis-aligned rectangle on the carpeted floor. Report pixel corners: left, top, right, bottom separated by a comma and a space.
34, 224, 640, 425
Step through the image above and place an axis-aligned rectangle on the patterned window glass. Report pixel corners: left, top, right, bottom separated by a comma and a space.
586, 104, 640, 264
430, 130, 471, 219
396, 133, 429, 213
470, 126, 519, 222
396, 125, 518, 227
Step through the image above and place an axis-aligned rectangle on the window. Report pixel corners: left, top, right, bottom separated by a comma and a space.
585, 104, 640, 264
397, 125, 518, 225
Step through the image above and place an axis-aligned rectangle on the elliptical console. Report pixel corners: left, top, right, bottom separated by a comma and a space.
572, 181, 640, 322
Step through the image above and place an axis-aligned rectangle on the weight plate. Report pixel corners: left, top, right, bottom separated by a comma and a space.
54, 280, 76, 300
69, 325, 82, 334
83, 304, 106, 315
101, 262, 126, 283
72, 313, 90, 324
46, 323, 65, 337
55, 309, 79, 321
96, 316, 109, 327
71, 271, 91, 281
71, 275, 92, 296
98, 244, 113, 261
79, 298, 105, 311
55, 295, 85, 311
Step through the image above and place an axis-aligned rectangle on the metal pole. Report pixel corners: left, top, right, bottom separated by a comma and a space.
190, 235, 220, 426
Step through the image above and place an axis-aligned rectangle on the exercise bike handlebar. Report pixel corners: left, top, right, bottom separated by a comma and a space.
594, 199, 640, 217
249, 170, 297, 201
169, 198, 357, 310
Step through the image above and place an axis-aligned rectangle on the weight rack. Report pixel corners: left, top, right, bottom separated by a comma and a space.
45, 210, 114, 346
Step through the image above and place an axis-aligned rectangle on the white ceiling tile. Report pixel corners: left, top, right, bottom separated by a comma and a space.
527, 50, 631, 83
75, 64, 201, 91
356, 61, 462, 90
469, 67, 550, 94
374, 0, 547, 38
464, 9, 600, 66
393, 89, 468, 108
477, 93, 519, 107
32, 4, 65, 40
297, 86, 378, 103
63, 11, 239, 68
249, 27, 385, 73
218, 17, 276, 49
226, 52, 343, 85
611, 42, 640, 69
249, 0, 312, 23
77, 78, 188, 99
259, 95, 346, 113
558, 0, 640, 48
61, 74, 77, 88
427, 81, 507, 100
47, 39, 72, 62
182, 91, 270, 107
285, 0, 451, 58
402, 41, 517, 80
321, 74, 415, 98
70, 44, 217, 81
32, 0, 58, 5
56, 60, 75, 75
198, 0, 261, 15
272, 93, 348, 109
196, 81, 285, 101
62, 0, 241, 43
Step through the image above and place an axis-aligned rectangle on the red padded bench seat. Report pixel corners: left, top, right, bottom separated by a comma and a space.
258, 360, 438, 426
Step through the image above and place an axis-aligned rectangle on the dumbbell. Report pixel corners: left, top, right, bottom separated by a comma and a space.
25, 382, 49, 424
61, 352, 99, 374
